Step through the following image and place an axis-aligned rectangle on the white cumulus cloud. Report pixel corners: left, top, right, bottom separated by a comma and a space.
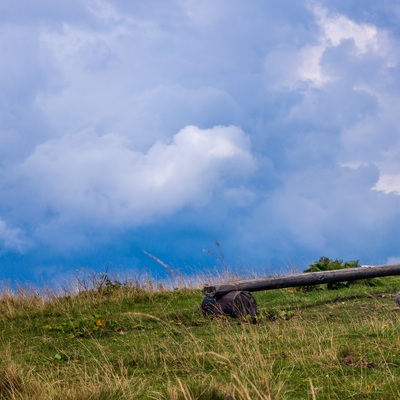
266, 3, 385, 89
5, 125, 255, 248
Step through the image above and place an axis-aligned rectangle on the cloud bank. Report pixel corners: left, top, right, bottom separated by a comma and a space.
6, 125, 254, 248
2, 0, 400, 280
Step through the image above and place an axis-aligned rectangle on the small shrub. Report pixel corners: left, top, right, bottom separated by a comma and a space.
261, 308, 294, 321
301, 256, 365, 291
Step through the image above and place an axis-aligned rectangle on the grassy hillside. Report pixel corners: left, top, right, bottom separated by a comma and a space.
0, 272, 400, 399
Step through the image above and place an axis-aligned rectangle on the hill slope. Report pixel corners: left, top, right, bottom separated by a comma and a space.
1, 275, 400, 399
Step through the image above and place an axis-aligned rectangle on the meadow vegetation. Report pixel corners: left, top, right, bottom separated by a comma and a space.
0, 263, 400, 399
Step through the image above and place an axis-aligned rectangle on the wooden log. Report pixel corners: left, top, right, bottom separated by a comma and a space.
201, 291, 257, 318
204, 264, 400, 298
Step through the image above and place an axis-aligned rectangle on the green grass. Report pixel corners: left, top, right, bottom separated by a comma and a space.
0, 273, 400, 399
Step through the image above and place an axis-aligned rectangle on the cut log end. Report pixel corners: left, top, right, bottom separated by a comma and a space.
201, 291, 257, 319
396, 291, 400, 307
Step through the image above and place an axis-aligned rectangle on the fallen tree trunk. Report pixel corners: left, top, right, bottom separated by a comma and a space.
201, 264, 400, 318
204, 264, 400, 298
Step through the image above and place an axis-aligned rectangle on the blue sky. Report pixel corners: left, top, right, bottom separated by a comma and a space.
2, 0, 400, 283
